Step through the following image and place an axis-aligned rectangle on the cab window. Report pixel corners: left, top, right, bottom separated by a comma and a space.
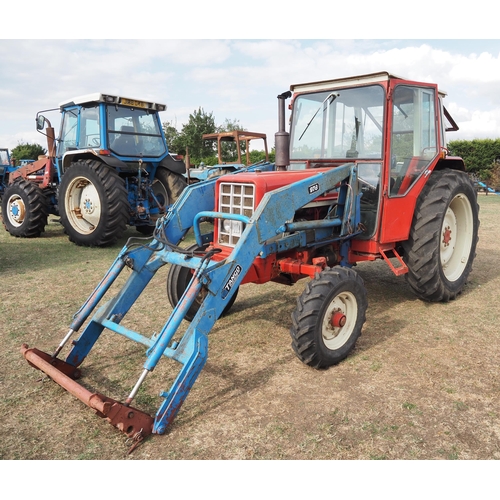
390, 86, 437, 196
57, 109, 78, 156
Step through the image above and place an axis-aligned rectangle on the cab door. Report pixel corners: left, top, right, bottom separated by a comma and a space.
380, 84, 439, 243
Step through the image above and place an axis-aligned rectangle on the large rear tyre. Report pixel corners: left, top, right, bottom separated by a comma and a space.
166, 244, 238, 322
290, 267, 367, 369
59, 159, 129, 247
1, 179, 48, 237
402, 169, 479, 302
136, 167, 187, 235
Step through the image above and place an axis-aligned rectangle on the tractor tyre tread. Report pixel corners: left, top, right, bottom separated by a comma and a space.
290, 267, 367, 369
159, 167, 187, 201
402, 168, 479, 302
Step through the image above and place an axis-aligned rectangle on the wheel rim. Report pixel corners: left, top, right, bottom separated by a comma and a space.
322, 291, 358, 350
6, 193, 26, 227
440, 193, 474, 282
64, 176, 101, 234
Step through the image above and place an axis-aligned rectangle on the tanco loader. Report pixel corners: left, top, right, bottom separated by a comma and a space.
21, 72, 479, 450
1, 93, 187, 246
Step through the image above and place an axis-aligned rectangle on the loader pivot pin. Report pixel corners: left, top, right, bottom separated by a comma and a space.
331, 312, 346, 328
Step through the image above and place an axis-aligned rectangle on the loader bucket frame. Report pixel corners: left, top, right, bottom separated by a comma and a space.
21, 162, 362, 445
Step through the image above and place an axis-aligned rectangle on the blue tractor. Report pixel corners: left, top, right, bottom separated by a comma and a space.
1, 93, 187, 246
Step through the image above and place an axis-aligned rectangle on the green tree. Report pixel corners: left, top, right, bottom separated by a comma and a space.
162, 120, 183, 154
179, 107, 217, 161
218, 118, 244, 133
11, 142, 46, 164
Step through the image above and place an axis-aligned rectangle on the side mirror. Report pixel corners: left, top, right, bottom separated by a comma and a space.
36, 115, 46, 131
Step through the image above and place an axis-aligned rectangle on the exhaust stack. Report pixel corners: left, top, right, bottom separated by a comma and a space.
275, 91, 291, 170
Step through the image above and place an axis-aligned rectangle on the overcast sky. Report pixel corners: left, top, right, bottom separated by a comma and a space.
2, 6, 499, 154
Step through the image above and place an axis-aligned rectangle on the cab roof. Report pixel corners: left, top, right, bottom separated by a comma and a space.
58, 93, 166, 111
291, 71, 447, 97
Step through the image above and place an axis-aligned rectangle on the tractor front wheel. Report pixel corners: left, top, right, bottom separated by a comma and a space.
290, 267, 367, 369
59, 160, 129, 247
1, 179, 48, 237
402, 169, 479, 302
166, 244, 238, 322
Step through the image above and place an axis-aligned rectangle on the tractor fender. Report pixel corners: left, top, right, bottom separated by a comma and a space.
434, 156, 466, 172
61, 149, 128, 173
159, 154, 186, 175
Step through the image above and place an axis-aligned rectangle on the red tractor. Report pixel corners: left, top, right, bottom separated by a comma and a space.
21, 72, 479, 445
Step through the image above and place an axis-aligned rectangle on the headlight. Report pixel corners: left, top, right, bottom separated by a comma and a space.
223, 219, 243, 236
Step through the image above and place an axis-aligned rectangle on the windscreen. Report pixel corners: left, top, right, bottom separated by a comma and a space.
107, 106, 166, 157
290, 84, 385, 160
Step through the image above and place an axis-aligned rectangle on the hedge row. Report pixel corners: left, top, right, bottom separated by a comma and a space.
448, 138, 500, 180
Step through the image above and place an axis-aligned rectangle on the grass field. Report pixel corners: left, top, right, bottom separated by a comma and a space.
0, 194, 499, 460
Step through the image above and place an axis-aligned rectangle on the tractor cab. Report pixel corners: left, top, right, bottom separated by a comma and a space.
0, 148, 10, 173
281, 71, 462, 248
37, 93, 170, 174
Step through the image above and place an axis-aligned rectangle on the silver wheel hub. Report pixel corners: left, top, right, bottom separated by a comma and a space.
322, 291, 358, 350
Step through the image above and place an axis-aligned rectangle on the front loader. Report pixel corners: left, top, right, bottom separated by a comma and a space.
21, 72, 479, 449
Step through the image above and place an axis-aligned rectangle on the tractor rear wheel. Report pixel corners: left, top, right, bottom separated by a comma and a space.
166, 243, 238, 322
402, 168, 479, 302
290, 267, 367, 369
136, 167, 187, 235
59, 159, 129, 247
1, 179, 48, 237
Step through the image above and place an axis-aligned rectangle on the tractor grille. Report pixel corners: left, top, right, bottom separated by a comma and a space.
218, 182, 255, 246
